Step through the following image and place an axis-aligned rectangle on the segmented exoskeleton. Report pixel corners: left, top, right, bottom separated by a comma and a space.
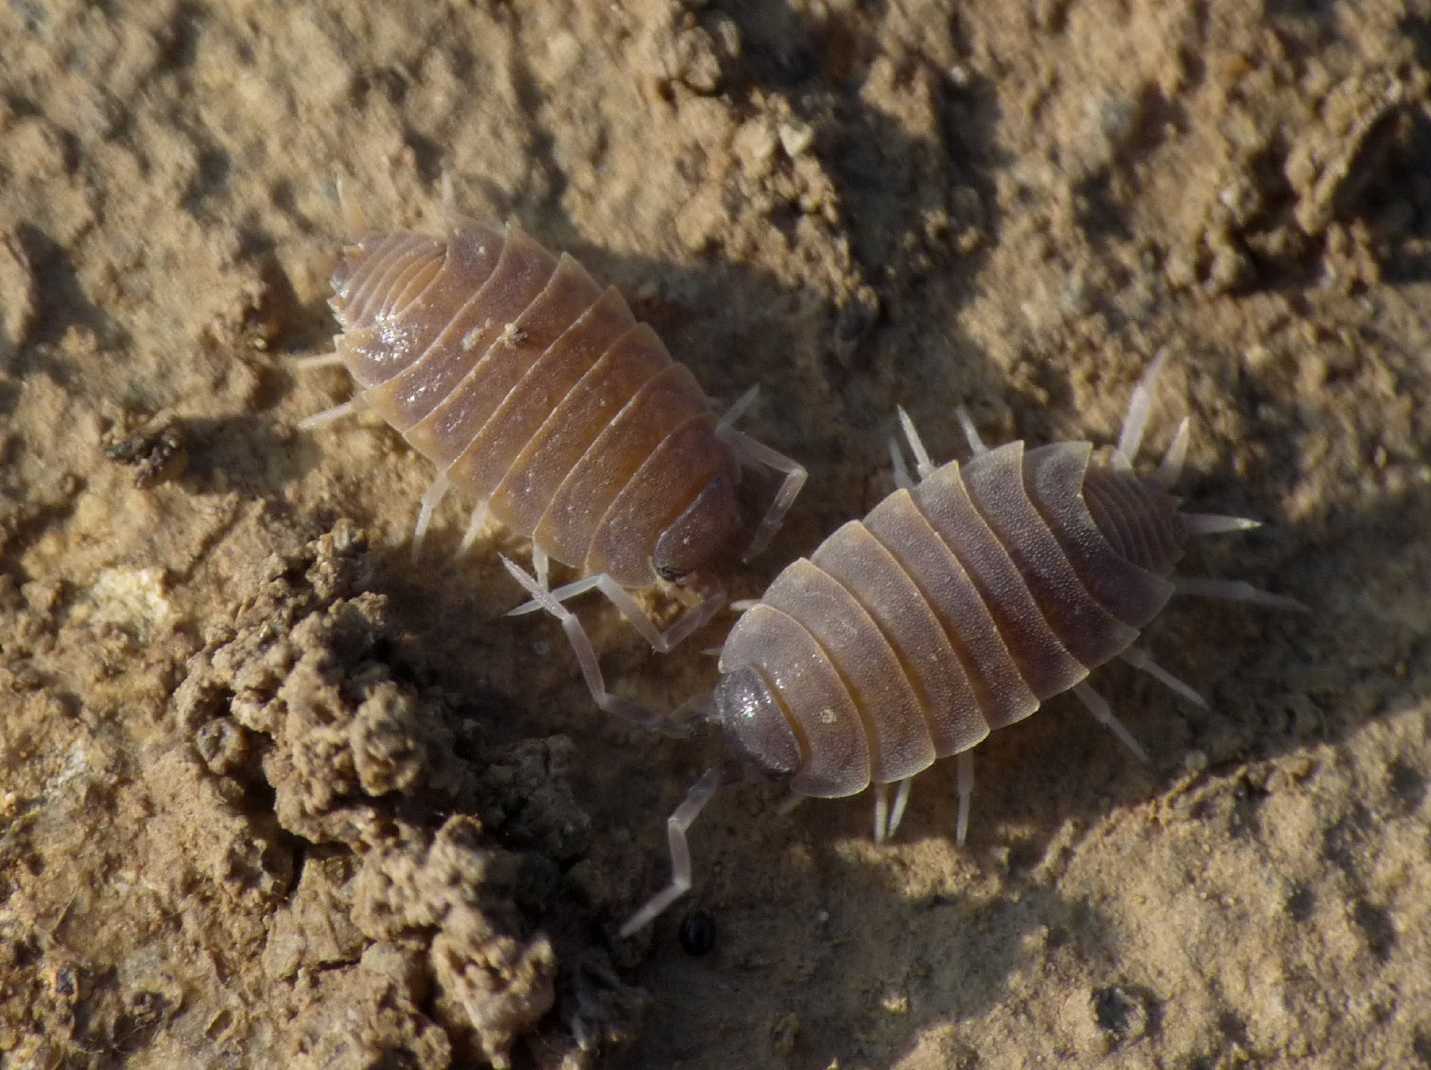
298, 191, 806, 721
623, 353, 1304, 934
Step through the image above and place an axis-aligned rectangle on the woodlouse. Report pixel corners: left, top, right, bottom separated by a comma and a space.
298, 187, 806, 720
622, 353, 1305, 934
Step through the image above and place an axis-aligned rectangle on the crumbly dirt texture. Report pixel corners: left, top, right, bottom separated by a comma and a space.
1, 2, 1428, 1068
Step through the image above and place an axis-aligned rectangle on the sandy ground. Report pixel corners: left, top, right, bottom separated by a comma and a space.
2, 1, 1429, 1067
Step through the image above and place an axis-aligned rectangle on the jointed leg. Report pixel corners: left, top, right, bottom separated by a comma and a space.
722, 426, 807, 562
620, 767, 721, 937
298, 393, 368, 431
955, 751, 975, 846
411, 471, 451, 555
532, 546, 550, 591
1174, 576, 1309, 612
888, 776, 914, 839
499, 555, 661, 727
1072, 681, 1149, 762
1118, 646, 1208, 708
509, 574, 727, 654
873, 783, 890, 845
1116, 347, 1172, 467
290, 351, 346, 371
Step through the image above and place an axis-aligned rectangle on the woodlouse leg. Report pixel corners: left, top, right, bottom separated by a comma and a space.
509, 575, 727, 653
592, 577, 727, 653
459, 502, 491, 553
1115, 347, 1172, 467
1119, 646, 1208, 708
1072, 681, 1150, 763
722, 429, 808, 562
888, 776, 914, 839
873, 783, 890, 844
955, 405, 988, 457
297, 393, 369, 432
507, 576, 602, 615
955, 751, 975, 846
533, 546, 551, 591
335, 175, 368, 234
716, 384, 761, 434
1173, 577, 1310, 612
1183, 513, 1263, 535
619, 767, 721, 937
289, 351, 346, 371
889, 436, 916, 491
499, 554, 663, 726
411, 472, 451, 556
896, 407, 938, 478
1156, 416, 1191, 486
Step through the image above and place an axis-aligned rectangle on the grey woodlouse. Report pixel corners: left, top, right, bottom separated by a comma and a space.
298, 187, 806, 722
622, 353, 1305, 934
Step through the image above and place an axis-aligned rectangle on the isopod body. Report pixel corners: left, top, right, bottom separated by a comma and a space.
624, 359, 1300, 937
310, 211, 805, 718
707, 357, 1297, 836
715, 437, 1175, 797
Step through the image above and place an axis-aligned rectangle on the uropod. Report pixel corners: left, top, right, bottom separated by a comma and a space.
621, 352, 1305, 935
296, 183, 806, 720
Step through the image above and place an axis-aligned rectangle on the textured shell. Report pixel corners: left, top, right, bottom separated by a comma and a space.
713, 439, 1185, 797
328, 221, 742, 588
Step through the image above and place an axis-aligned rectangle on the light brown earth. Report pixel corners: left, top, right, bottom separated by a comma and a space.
2, 1, 1429, 1067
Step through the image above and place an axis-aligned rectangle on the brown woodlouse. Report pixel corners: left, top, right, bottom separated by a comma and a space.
622, 353, 1304, 934
298, 188, 806, 721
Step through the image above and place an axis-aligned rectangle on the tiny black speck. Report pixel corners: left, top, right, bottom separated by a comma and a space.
679, 909, 717, 956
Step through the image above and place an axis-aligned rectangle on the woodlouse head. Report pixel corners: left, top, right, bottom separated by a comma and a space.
651, 471, 744, 586
711, 666, 801, 779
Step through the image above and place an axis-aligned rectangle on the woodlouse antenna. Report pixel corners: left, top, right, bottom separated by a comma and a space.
1118, 646, 1208, 708
955, 404, 987, 457
1183, 513, 1263, 536
716, 384, 760, 434
888, 436, 915, 491
896, 406, 936, 478
1072, 682, 1150, 763
411, 472, 451, 555
289, 351, 346, 371
335, 175, 369, 235
620, 767, 721, 937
